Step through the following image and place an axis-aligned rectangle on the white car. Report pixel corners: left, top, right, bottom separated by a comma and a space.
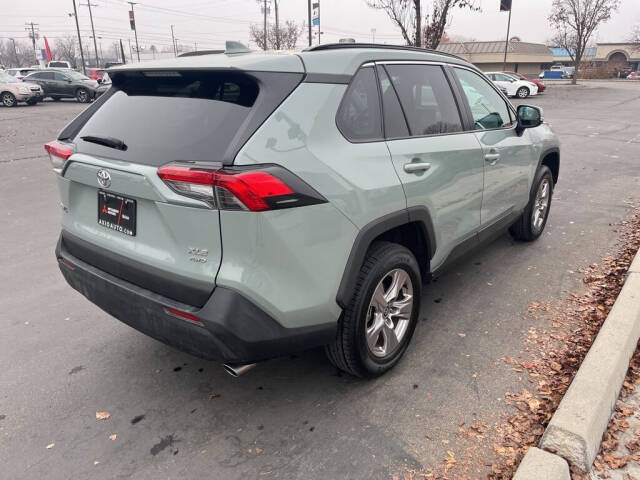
46, 60, 72, 69
484, 72, 538, 99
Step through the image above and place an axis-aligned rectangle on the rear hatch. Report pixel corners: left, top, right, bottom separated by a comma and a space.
53, 62, 303, 307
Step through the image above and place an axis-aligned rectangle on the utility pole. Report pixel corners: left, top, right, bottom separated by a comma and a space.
128, 38, 133, 62
120, 39, 126, 64
128, 2, 140, 62
263, 0, 268, 51
9, 38, 19, 67
80, 1, 100, 67
71, 0, 86, 74
25, 22, 39, 64
307, 0, 312, 47
274, 0, 279, 50
170, 25, 177, 56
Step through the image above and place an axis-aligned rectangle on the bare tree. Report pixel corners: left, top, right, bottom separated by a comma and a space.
249, 20, 303, 50
629, 25, 640, 51
52, 35, 79, 68
366, 0, 478, 49
0, 39, 34, 67
549, 0, 621, 84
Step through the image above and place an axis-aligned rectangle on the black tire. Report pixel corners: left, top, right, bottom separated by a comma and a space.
52, 97, 61, 101
76, 88, 90, 103
326, 241, 421, 378
1, 92, 16, 107
516, 86, 530, 99
26, 99, 39, 105
509, 165, 554, 242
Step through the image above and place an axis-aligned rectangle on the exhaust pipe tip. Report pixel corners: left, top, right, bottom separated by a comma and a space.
223, 363, 256, 377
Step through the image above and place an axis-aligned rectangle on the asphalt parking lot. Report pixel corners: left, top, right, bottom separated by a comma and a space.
2, 83, 640, 479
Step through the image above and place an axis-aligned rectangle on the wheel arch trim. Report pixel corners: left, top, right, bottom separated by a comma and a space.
537, 146, 560, 184
335, 206, 436, 309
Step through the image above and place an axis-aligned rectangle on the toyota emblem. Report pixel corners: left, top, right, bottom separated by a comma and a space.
97, 169, 111, 188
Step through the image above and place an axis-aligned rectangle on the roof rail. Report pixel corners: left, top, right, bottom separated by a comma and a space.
303, 42, 465, 61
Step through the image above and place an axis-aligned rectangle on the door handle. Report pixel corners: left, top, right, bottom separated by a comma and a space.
484, 153, 500, 165
403, 162, 431, 173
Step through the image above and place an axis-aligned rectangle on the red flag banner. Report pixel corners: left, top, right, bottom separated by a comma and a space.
500, 0, 512, 11
43, 36, 52, 61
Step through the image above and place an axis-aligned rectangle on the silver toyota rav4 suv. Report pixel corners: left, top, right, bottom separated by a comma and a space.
48, 43, 559, 378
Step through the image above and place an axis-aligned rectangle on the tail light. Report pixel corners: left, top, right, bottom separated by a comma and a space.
44, 141, 73, 173
157, 164, 327, 212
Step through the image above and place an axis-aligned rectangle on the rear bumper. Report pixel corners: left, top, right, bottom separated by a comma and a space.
56, 234, 336, 363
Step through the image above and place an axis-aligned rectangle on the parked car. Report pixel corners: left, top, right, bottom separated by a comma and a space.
0, 71, 43, 106
86, 67, 106, 82
46, 60, 72, 69
94, 71, 111, 97
626, 71, 640, 79
502, 71, 546, 93
485, 72, 539, 98
24, 69, 99, 103
48, 43, 560, 378
6, 67, 39, 81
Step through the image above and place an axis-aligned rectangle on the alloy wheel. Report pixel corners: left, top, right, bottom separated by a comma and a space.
365, 268, 413, 358
531, 178, 550, 233
2, 93, 15, 107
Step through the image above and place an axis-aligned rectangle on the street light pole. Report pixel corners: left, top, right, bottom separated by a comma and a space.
502, 5, 513, 71
9, 38, 19, 67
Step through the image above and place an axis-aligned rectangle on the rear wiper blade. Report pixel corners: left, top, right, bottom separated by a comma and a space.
81, 135, 127, 151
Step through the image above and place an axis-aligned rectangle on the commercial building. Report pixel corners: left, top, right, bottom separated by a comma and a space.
437, 41, 553, 76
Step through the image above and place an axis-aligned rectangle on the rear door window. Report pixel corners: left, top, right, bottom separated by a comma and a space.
376, 66, 409, 139
336, 67, 383, 142
384, 64, 463, 136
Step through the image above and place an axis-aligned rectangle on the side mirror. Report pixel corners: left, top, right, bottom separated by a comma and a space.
516, 105, 543, 134
97, 78, 102, 84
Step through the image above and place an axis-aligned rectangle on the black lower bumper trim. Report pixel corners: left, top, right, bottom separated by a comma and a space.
56, 234, 336, 363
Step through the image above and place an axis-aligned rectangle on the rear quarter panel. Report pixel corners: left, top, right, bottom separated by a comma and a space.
222, 82, 407, 328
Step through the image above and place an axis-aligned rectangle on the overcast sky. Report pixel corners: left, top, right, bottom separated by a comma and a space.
3, 0, 639, 52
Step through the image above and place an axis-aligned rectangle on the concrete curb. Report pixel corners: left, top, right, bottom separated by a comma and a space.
538, 252, 640, 471
513, 447, 570, 480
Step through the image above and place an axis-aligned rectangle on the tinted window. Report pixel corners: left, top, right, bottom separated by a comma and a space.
377, 66, 409, 139
29, 72, 53, 80
74, 70, 264, 165
336, 67, 382, 142
54, 72, 69, 81
385, 64, 462, 136
455, 68, 514, 130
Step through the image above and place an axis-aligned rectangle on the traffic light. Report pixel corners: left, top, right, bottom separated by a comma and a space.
500, 0, 512, 11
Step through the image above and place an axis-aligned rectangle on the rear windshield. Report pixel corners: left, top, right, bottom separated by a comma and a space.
73, 70, 289, 166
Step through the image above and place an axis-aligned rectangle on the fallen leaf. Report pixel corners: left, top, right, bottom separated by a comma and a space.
96, 411, 110, 420
109, 434, 117, 441
46, 443, 55, 449
210, 393, 221, 399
